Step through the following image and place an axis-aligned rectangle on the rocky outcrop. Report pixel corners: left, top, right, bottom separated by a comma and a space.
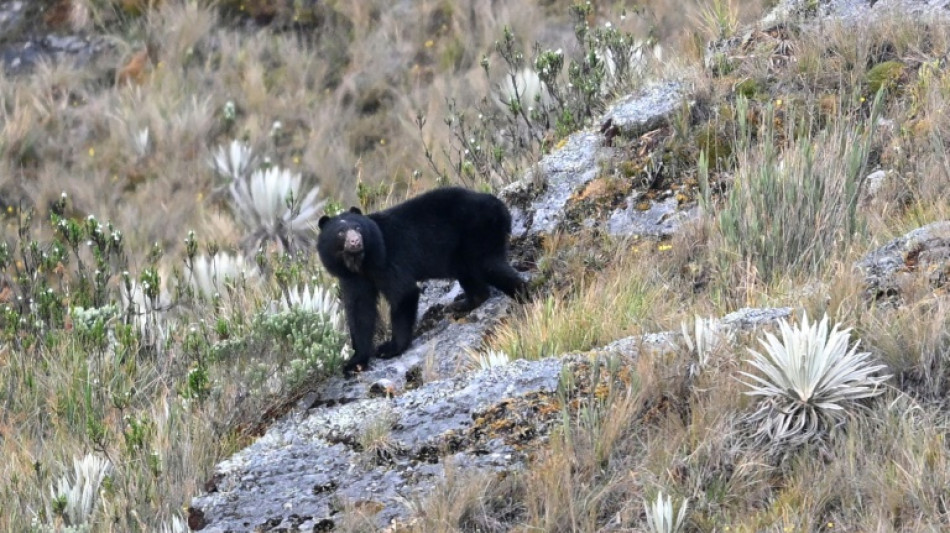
189, 303, 798, 531
191, 358, 565, 531
764, 0, 950, 25
504, 81, 690, 239
857, 221, 950, 302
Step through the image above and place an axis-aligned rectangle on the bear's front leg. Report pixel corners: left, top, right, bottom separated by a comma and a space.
340, 277, 378, 372
376, 284, 420, 359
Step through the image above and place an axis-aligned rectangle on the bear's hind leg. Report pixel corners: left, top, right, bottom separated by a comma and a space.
482, 259, 528, 301
448, 275, 491, 313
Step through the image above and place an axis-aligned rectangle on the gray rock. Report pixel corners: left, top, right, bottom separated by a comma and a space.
763, 0, 950, 25
598, 306, 793, 360
42, 35, 89, 53
722, 307, 793, 329
0, 1, 25, 37
504, 82, 688, 239
863, 169, 889, 201
190, 358, 564, 530
606, 196, 698, 237
598, 331, 679, 358
856, 220, 950, 300
313, 284, 514, 406
711, 0, 950, 73
600, 81, 686, 138
1, 34, 111, 74
506, 131, 602, 237
0, 2, 113, 75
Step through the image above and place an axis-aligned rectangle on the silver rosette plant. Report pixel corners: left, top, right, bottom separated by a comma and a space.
740, 313, 890, 447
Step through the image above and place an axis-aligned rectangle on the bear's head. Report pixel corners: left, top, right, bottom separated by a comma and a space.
318, 207, 384, 276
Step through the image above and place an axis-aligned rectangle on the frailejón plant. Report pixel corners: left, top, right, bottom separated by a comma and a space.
474, 348, 511, 370
644, 491, 688, 533
185, 252, 258, 301
228, 166, 325, 252
209, 139, 256, 182
279, 284, 343, 330
48, 454, 112, 528
681, 314, 733, 369
739, 313, 890, 446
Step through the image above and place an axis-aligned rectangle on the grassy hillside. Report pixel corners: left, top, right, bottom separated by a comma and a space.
6, 0, 950, 531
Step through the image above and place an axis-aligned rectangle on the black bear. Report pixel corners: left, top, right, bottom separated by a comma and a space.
317, 187, 525, 372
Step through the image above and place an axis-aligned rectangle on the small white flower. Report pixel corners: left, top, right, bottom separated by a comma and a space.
223, 100, 236, 121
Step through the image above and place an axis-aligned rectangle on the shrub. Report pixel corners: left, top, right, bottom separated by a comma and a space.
702, 92, 882, 283
257, 289, 349, 387
423, 6, 658, 185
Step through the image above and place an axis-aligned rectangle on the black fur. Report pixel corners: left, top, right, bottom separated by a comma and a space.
317, 187, 526, 372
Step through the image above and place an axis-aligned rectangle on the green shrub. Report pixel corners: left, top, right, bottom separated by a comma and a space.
422, 6, 657, 185
702, 92, 882, 282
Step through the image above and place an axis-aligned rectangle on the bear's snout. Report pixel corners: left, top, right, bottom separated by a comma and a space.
343, 229, 363, 253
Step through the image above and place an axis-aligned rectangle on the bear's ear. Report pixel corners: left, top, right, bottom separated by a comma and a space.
318, 215, 330, 229
348, 206, 363, 215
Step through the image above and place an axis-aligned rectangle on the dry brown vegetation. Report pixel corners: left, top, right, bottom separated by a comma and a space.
471, 8, 950, 533
8, 0, 950, 531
